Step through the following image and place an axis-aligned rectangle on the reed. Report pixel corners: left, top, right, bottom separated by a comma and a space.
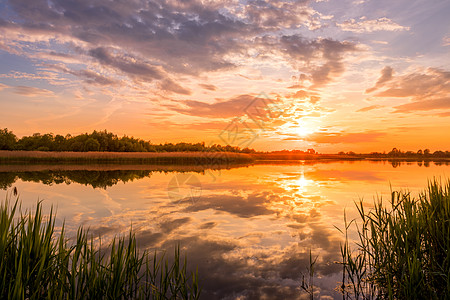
337, 179, 450, 299
0, 151, 254, 165
0, 196, 200, 299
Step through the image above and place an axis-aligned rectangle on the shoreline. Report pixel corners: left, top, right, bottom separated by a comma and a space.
1, 150, 449, 164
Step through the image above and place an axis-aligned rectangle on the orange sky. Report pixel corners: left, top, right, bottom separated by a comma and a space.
0, 0, 449, 152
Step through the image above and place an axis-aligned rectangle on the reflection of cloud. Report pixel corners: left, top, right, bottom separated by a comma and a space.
155, 234, 342, 299
306, 169, 384, 182
182, 192, 275, 218
199, 221, 217, 230
159, 217, 192, 234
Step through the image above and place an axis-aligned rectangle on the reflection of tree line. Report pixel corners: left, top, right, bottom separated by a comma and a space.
0, 170, 163, 189
389, 160, 450, 168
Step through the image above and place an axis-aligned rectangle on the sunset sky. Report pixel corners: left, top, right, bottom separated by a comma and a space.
0, 0, 449, 152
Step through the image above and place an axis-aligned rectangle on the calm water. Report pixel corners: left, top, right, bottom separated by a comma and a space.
1, 160, 449, 299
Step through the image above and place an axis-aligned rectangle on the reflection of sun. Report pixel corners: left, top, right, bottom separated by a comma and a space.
295, 174, 310, 191
282, 172, 315, 194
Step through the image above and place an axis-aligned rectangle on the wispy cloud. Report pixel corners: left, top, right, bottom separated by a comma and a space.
356, 104, 383, 112
366, 68, 450, 113
338, 17, 410, 33
12, 86, 54, 97
306, 131, 386, 144
366, 66, 393, 93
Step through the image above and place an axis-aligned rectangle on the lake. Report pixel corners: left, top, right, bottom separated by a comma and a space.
1, 160, 449, 299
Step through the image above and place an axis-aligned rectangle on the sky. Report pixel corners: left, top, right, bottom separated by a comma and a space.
0, 0, 449, 152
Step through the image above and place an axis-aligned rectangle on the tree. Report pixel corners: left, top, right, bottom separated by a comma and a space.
84, 138, 100, 151
0, 128, 17, 150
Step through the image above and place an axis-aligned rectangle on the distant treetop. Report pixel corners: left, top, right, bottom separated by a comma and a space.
0, 128, 257, 153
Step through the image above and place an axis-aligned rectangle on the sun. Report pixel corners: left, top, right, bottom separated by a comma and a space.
296, 126, 312, 137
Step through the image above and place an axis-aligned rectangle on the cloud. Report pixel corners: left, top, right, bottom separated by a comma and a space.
12, 86, 54, 97
375, 68, 449, 99
160, 79, 192, 95
171, 94, 257, 118
356, 104, 383, 112
89, 47, 164, 81
0, 83, 8, 91
393, 97, 450, 113
244, 0, 320, 30
365, 66, 393, 93
338, 17, 410, 33
44, 63, 117, 86
307, 131, 386, 144
198, 83, 217, 91
443, 36, 450, 46
0, 0, 359, 94
278, 36, 358, 87
368, 68, 450, 113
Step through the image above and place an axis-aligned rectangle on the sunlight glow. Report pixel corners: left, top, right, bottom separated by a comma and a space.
296, 126, 313, 137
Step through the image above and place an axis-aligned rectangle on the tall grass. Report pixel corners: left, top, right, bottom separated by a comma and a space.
338, 179, 450, 299
0, 196, 200, 299
0, 150, 254, 165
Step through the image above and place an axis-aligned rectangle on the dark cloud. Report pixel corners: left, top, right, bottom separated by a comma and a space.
0, 0, 357, 92
278, 36, 358, 87
89, 47, 164, 81
366, 66, 393, 93
3, 0, 245, 76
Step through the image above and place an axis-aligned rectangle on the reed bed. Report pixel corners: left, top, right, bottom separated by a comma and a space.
0, 197, 200, 299
0, 150, 254, 165
337, 179, 450, 299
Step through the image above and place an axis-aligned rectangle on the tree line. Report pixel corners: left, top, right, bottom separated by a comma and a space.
0, 128, 256, 153
350, 147, 450, 158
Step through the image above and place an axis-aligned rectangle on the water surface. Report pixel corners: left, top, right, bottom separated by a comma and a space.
1, 160, 448, 299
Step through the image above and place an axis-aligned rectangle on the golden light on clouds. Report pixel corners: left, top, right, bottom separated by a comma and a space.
0, 0, 448, 152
